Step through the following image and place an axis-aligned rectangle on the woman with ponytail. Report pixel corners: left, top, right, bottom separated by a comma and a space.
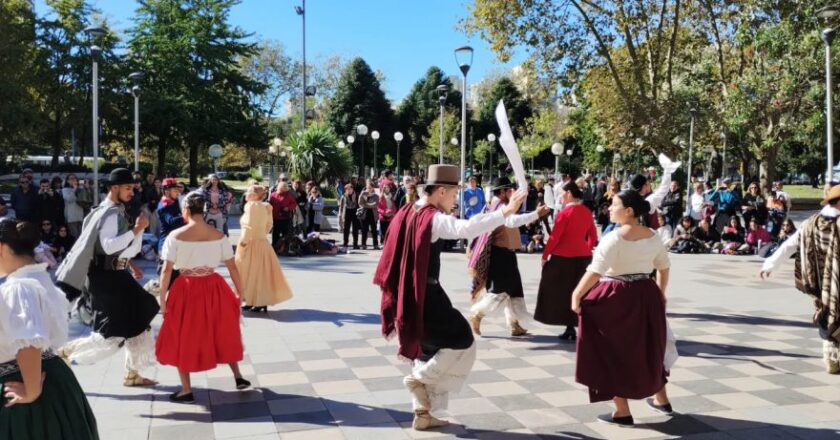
0, 219, 98, 439
570, 190, 674, 426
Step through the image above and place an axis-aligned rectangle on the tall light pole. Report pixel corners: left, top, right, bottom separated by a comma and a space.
208, 144, 222, 174
596, 145, 605, 177
371, 130, 380, 177
357, 124, 368, 179
819, 5, 840, 182
565, 148, 573, 174
128, 71, 145, 173
436, 84, 448, 164
719, 132, 727, 185
455, 45, 474, 221
487, 133, 496, 178
686, 108, 697, 215
394, 131, 404, 178
346, 134, 356, 175
613, 153, 621, 179
84, 26, 106, 205
551, 142, 564, 178
295, 1, 306, 130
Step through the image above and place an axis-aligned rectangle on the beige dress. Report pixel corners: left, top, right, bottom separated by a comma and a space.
235, 201, 293, 306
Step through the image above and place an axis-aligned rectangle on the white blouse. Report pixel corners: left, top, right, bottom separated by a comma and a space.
0, 264, 70, 363
161, 237, 234, 270
587, 230, 670, 277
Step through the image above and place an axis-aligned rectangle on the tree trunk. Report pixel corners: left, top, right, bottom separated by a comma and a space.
51, 117, 62, 168
189, 142, 199, 187
759, 148, 778, 194
156, 136, 167, 177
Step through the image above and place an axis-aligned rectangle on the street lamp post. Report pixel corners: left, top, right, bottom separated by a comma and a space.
346, 134, 356, 175
596, 145, 605, 176
84, 26, 106, 205
719, 132, 727, 185
565, 149, 573, 175
436, 84, 448, 164
371, 130, 380, 177
295, 1, 306, 130
686, 108, 697, 215
551, 142, 564, 178
613, 153, 621, 179
357, 124, 368, 179
487, 133, 496, 178
394, 131, 404, 178
819, 5, 840, 182
208, 144, 223, 174
455, 45, 474, 221
128, 71, 145, 173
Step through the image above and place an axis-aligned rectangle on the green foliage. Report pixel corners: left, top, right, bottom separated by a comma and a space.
475, 77, 532, 142
422, 110, 461, 165
326, 57, 395, 173
395, 67, 462, 172
0, 0, 40, 156
285, 124, 352, 184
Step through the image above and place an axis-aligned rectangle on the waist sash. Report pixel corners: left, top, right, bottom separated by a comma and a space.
0, 351, 58, 379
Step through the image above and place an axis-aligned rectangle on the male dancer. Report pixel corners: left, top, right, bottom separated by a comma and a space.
468, 176, 548, 336
156, 177, 184, 287
56, 168, 161, 386
761, 184, 840, 373
375, 164, 526, 430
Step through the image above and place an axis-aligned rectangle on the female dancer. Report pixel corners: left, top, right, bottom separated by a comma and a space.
0, 219, 98, 439
571, 190, 673, 426
156, 192, 250, 402
535, 181, 597, 341
236, 185, 293, 313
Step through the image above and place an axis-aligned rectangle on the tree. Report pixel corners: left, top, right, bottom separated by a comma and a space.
421, 110, 461, 165
475, 77, 533, 143
240, 39, 300, 120
326, 57, 395, 175
395, 67, 462, 172
0, 0, 41, 158
127, 0, 265, 185
284, 124, 352, 184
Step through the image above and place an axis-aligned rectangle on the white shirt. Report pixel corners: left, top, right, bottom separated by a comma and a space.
161, 237, 234, 270
762, 206, 840, 273
543, 185, 556, 210
0, 264, 70, 363
690, 193, 705, 220
99, 212, 143, 259
414, 199, 506, 243
587, 231, 671, 277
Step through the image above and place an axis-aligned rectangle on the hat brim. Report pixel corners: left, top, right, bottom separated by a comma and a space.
424, 180, 459, 187
491, 183, 516, 191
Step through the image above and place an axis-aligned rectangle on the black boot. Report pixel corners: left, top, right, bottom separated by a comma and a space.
558, 326, 577, 341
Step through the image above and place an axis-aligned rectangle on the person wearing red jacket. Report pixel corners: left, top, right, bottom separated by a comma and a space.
269, 182, 298, 252
377, 182, 398, 243
535, 181, 598, 341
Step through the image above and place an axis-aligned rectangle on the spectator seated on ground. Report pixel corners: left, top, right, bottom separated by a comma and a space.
758, 218, 797, 258
738, 218, 771, 255
654, 213, 674, 248
693, 219, 722, 253
301, 232, 339, 256
721, 216, 746, 255
671, 216, 703, 254
53, 224, 76, 262
765, 194, 787, 237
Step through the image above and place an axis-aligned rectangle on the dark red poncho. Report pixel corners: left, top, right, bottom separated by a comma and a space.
373, 203, 437, 360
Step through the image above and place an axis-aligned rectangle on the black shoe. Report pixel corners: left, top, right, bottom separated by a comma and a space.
646, 398, 674, 415
241, 305, 253, 312
235, 377, 251, 390
169, 391, 195, 403
256, 306, 268, 313
597, 413, 634, 427
558, 327, 577, 341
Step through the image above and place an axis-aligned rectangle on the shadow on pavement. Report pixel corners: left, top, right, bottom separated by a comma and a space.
245, 308, 380, 327
667, 311, 813, 329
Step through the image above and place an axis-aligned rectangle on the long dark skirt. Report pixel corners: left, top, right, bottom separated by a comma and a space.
0, 357, 98, 440
88, 269, 160, 339
534, 256, 591, 326
576, 278, 667, 403
486, 246, 524, 298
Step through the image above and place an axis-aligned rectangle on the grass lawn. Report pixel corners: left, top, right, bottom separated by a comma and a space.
786, 185, 823, 200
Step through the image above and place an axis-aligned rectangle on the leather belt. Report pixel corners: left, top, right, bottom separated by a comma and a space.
601, 273, 652, 283
93, 255, 130, 271
427, 278, 439, 285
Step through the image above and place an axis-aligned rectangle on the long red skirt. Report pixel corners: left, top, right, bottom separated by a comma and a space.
575, 278, 667, 403
156, 273, 243, 373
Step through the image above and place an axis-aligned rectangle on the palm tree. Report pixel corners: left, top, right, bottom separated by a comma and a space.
285, 124, 353, 184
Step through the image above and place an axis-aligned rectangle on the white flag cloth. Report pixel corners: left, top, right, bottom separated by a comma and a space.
494, 100, 528, 190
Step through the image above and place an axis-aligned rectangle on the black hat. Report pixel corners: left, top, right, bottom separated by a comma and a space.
106, 168, 134, 187
628, 174, 648, 192
491, 176, 515, 192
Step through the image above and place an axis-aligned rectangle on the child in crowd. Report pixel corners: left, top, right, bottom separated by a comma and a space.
671, 216, 701, 253
721, 216, 745, 255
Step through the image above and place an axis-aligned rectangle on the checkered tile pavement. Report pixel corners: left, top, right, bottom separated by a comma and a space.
69, 244, 840, 439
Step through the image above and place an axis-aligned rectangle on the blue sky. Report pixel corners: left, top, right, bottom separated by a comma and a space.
35, 0, 526, 104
